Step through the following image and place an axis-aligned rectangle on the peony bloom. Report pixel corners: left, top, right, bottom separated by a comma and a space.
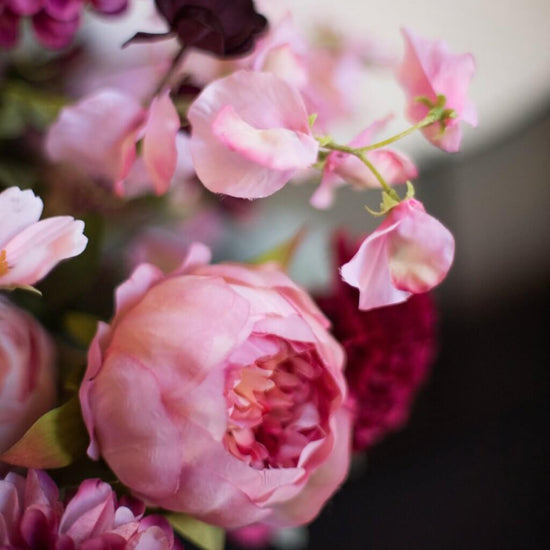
80, 243, 351, 529
311, 116, 418, 209
340, 198, 454, 310
0, 1, 128, 50
151, 0, 268, 57
0, 186, 87, 289
0, 469, 180, 549
316, 233, 436, 451
397, 27, 477, 152
0, 298, 56, 454
188, 70, 318, 199
45, 89, 181, 198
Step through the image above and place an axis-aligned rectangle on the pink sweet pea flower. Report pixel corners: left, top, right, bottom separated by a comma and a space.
340, 199, 454, 310
0, 187, 87, 289
45, 89, 180, 198
0, 469, 180, 549
80, 244, 351, 529
311, 116, 418, 209
397, 27, 477, 152
188, 70, 319, 199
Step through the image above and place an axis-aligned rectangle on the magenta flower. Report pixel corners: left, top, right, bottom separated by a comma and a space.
340, 198, 454, 310
397, 27, 477, 152
188, 70, 319, 199
316, 233, 436, 451
311, 116, 418, 209
45, 89, 181, 197
0, 187, 87, 290
0, 1, 128, 50
0, 298, 56, 454
0, 469, 180, 549
79, 244, 351, 529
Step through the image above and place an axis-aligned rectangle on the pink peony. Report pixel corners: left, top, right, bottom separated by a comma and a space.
79, 243, 351, 529
340, 198, 454, 310
311, 116, 418, 209
188, 70, 318, 199
316, 233, 436, 451
397, 27, 477, 152
45, 89, 181, 198
0, 186, 87, 289
0, 298, 56, 455
0, 469, 180, 549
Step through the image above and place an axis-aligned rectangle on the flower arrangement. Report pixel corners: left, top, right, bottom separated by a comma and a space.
0, 1, 476, 548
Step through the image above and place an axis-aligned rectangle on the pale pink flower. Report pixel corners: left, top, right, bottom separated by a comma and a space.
340, 199, 454, 310
0, 187, 87, 289
0, 469, 180, 549
80, 244, 351, 529
311, 116, 418, 209
45, 89, 180, 198
188, 71, 319, 199
0, 298, 56, 454
397, 27, 477, 152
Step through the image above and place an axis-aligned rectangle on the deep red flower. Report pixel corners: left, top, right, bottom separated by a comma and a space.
316, 232, 437, 451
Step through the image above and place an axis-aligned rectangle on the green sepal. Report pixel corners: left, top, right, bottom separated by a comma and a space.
308, 113, 318, 128
405, 180, 415, 199
316, 135, 333, 147
249, 226, 307, 271
0, 395, 88, 469
165, 513, 225, 550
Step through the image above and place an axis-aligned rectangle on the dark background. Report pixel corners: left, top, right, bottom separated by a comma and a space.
225, 107, 550, 549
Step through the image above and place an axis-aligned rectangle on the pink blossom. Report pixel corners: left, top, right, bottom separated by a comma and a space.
79, 244, 351, 529
311, 116, 418, 209
188, 71, 318, 199
45, 89, 180, 198
340, 199, 454, 310
0, 298, 56, 454
0, 469, 180, 549
0, 187, 87, 289
397, 27, 477, 152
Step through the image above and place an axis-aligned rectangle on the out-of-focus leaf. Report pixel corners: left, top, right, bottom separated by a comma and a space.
166, 513, 225, 550
0, 396, 88, 469
64, 311, 99, 348
250, 226, 307, 271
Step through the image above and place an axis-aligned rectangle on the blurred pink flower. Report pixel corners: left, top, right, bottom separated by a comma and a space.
0, 298, 56, 454
0, 187, 87, 289
0, 469, 180, 549
397, 27, 477, 152
340, 198, 454, 310
80, 243, 351, 529
188, 71, 318, 199
0, 1, 128, 50
311, 116, 418, 209
45, 89, 181, 198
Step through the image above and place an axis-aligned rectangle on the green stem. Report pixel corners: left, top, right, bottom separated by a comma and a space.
321, 141, 400, 201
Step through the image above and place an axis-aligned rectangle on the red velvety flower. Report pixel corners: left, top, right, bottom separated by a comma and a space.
316, 233, 437, 451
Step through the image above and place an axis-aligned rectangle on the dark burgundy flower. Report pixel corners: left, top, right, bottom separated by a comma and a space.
316, 232, 437, 451
152, 0, 267, 57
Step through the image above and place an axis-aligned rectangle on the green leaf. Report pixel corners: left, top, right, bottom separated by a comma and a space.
166, 513, 225, 550
0, 396, 88, 469
249, 226, 307, 271
64, 311, 99, 347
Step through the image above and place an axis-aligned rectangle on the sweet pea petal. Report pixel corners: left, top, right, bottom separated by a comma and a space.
0, 187, 43, 249
0, 217, 87, 287
142, 91, 180, 196
387, 200, 455, 293
213, 105, 317, 171
31, 10, 80, 50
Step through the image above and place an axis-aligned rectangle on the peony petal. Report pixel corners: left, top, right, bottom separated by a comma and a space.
0, 187, 43, 249
0, 217, 87, 287
142, 91, 180, 195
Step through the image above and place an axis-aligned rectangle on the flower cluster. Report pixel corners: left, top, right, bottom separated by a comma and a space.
0, 0, 477, 548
